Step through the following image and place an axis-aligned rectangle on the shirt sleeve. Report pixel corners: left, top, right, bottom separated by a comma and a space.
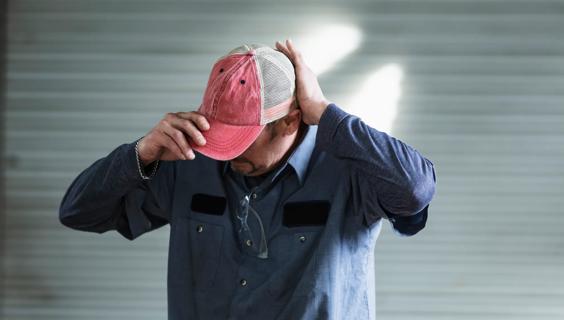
58, 137, 175, 240
316, 103, 436, 235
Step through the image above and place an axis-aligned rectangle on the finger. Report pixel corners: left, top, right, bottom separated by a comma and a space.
187, 112, 210, 131
275, 40, 289, 54
171, 117, 207, 146
162, 121, 194, 158
275, 41, 294, 63
285, 39, 303, 63
277, 42, 291, 57
176, 111, 210, 131
158, 128, 189, 160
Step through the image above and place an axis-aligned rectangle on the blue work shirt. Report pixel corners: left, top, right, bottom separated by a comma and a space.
59, 103, 436, 319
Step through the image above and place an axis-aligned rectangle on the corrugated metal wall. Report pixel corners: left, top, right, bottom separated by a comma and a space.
0, 0, 7, 316
2, 0, 564, 319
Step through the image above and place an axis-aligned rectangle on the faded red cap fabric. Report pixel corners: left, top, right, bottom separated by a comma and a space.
192, 44, 296, 161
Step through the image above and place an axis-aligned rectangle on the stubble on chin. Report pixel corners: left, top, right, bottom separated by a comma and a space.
229, 158, 264, 176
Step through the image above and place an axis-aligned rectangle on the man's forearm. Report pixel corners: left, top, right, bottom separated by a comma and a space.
59, 140, 147, 231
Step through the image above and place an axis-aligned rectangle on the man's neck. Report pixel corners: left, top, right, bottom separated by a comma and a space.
272, 122, 308, 172
243, 123, 308, 185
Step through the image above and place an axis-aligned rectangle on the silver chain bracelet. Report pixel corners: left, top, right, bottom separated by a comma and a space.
135, 138, 159, 180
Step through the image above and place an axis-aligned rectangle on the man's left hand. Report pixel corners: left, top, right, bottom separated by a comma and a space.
275, 39, 331, 125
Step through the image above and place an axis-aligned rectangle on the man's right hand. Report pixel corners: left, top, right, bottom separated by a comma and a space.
137, 111, 210, 166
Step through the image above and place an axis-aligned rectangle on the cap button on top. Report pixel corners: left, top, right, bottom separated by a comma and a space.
196, 225, 204, 233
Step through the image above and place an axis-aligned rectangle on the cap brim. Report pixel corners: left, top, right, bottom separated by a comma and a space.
191, 118, 265, 161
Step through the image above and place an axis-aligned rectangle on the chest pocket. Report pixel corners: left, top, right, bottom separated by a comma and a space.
271, 201, 330, 258
267, 201, 330, 299
188, 217, 224, 292
190, 194, 226, 292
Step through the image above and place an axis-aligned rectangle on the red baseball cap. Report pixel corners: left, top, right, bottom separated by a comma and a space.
191, 44, 296, 161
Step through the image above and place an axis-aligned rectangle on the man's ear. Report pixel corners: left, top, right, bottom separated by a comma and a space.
283, 109, 302, 135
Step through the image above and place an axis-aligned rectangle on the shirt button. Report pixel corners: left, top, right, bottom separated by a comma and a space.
245, 239, 253, 247
251, 193, 257, 199
240, 279, 247, 287
299, 235, 306, 243
196, 225, 204, 233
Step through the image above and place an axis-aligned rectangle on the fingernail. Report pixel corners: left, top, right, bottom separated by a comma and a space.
187, 151, 195, 159
199, 138, 206, 146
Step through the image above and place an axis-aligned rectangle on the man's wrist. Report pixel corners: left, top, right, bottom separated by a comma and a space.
136, 138, 153, 167
135, 138, 159, 180
312, 99, 331, 125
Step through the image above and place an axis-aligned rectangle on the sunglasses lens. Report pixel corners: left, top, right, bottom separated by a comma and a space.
238, 192, 268, 259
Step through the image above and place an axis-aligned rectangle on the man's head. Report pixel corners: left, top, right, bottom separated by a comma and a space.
191, 43, 300, 170
229, 101, 305, 176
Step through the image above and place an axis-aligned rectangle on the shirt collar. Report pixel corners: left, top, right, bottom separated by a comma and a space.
287, 125, 317, 184
220, 125, 317, 185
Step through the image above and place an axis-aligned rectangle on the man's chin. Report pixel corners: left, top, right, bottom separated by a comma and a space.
229, 160, 266, 176
229, 161, 252, 174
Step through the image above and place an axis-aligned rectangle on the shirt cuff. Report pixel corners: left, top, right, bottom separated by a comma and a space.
315, 103, 350, 152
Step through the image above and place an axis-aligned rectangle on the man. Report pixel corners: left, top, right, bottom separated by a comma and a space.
59, 40, 436, 319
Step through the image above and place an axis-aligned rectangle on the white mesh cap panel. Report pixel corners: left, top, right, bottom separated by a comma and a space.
257, 55, 294, 108
227, 43, 267, 55
222, 44, 296, 124
255, 48, 295, 124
